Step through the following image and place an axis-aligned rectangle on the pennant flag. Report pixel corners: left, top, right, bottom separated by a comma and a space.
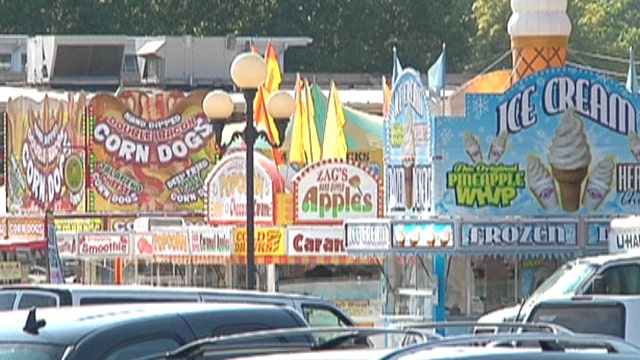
627, 46, 638, 94
289, 74, 307, 165
303, 77, 321, 163
428, 43, 447, 100
253, 40, 284, 165
321, 81, 348, 160
251, 44, 259, 55
382, 75, 392, 118
392, 47, 403, 86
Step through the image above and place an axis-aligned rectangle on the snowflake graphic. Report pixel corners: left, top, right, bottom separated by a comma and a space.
537, 129, 548, 140
472, 97, 490, 120
441, 128, 454, 143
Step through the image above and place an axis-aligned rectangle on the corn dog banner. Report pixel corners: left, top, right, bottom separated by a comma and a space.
5, 94, 87, 213
383, 68, 433, 217
292, 159, 383, 225
88, 89, 221, 212
434, 66, 640, 217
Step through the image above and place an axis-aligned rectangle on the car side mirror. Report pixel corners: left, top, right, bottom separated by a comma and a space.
591, 276, 606, 294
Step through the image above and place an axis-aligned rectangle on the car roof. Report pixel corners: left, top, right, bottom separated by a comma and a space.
235, 348, 397, 360
0, 284, 322, 301
396, 347, 637, 360
574, 252, 640, 266
0, 302, 293, 346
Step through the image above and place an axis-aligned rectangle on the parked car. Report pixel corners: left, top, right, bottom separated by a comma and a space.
0, 284, 356, 328
526, 295, 640, 347
0, 302, 312, 360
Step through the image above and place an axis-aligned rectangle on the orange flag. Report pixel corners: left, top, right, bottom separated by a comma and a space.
382, 75, 392, 118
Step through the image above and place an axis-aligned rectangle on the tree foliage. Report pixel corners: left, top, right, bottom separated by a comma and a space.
0, 0, 636, 77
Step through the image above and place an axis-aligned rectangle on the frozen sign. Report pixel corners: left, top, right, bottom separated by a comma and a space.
205, 151, 284, 225
461, 222, 578, 247
344, 221, 391, 252
292, 159, 382, 224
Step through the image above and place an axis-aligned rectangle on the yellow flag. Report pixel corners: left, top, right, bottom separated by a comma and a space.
321, 81, 348, 160
303, 78, 321, 163
288, 74, 307, 165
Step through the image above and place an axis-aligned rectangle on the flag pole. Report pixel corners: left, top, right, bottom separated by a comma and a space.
441, 43, 446, 117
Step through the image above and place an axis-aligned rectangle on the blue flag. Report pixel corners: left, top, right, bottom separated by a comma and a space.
392, 47, 403, 86
428, 43, 446, 99
626, 46, 637, 94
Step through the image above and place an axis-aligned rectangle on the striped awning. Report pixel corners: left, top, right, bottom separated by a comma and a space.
230, 255, 383, 265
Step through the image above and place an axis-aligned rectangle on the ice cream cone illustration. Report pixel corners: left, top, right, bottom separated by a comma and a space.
508, 0, 571, 81
488, 131, 509, 164
582, 156, 616, 211
628, 130, 640, 162
409, 229, 420, 247
464, 132, 483, 164
402, 109, 416, 210
526, 154, 558, 211
439, 226, 452, 248
425, 227, 436, 247
547, 108, 591, 212
395, 226, 406, 248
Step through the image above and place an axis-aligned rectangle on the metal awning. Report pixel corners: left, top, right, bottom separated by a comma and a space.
136, 40, 166, 56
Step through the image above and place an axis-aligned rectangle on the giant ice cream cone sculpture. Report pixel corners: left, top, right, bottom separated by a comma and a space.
508, 0, 572, 82
547, 108, 591, 212
402, 108, 416, 210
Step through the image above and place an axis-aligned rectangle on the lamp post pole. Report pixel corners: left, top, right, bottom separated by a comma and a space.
243, 89, 257, 290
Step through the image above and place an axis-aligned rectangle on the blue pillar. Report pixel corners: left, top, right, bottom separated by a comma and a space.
433, 255, 446, 334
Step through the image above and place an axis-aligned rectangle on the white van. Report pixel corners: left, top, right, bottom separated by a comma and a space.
526, 295, 640, 347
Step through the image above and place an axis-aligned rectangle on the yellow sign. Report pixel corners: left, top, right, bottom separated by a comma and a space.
0, 262, 21, 281
153, 233, 189, 254
233, 228, 285, 256
54, 218, 104, 232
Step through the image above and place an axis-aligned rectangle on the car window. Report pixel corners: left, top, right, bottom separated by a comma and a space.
599, 264, 640, 295
530, 303, 626, 339
0, 293, 16, 310
302, 305, 348, 327
17, 293, 58, 310
0, 343, 67, 360
102, 337, 181, 360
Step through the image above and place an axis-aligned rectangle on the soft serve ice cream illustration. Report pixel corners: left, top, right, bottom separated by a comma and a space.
628, 130, 640, 162
547, 108, 592, 212
526, 154, 558, 210
582, 155, 616, 211
488, 131, 509, 163
402, 109, 416, 209
464, 131, 483, 164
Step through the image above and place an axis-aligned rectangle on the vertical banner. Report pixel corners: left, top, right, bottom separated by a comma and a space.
5, 94, 87, 213
45, 211, 64, 284
383, 69, 433, 216
88, 90, 221, 212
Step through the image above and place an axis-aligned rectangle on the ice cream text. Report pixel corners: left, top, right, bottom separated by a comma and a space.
391, 80, 425, 119
497, 77, 636, 135
446, 163, 525, 207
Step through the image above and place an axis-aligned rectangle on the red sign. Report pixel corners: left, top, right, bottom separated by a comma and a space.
286, 227, 347, 256
292, 159, 383, 225
205, 151, 284, 225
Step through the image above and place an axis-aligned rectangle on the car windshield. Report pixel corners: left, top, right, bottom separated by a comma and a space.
527, 262, 598, 304
0, 343, 68, 360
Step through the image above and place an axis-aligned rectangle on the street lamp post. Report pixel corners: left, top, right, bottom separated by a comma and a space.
202, 53, 295, 290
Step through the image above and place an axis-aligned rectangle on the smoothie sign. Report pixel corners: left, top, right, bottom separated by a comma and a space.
292, 159, 382, 224
205, 151, 284, 225
383, 69, 433, 215
6, 94, 87, 212
435, 66, 640, 216
89, 90, 220, 212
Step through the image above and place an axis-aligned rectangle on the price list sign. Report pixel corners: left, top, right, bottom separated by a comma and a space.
344, 220, 391, 253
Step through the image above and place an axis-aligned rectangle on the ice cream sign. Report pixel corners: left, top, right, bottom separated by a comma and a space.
292, 159, 382, 224
434, 66, 640, 216
383, 68, 432, 215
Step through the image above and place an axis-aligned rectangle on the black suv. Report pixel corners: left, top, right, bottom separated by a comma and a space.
0, 302, 311, 360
